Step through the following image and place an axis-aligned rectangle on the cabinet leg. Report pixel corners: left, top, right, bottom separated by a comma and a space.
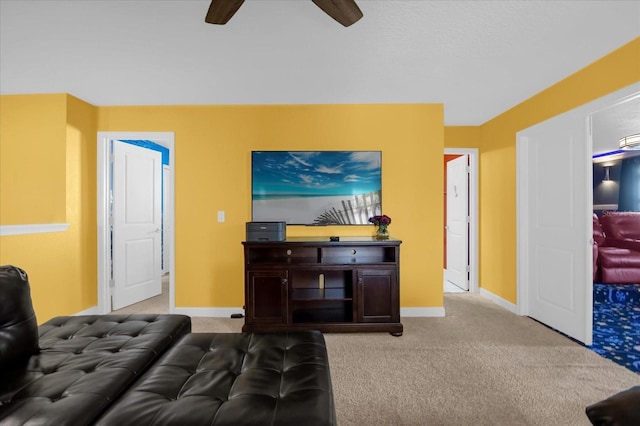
390, 331, 403, 337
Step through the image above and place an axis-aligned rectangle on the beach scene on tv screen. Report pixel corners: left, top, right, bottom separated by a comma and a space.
252, 151, 382, 225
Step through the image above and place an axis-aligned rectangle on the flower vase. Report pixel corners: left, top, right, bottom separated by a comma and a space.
375, 225, 389, 240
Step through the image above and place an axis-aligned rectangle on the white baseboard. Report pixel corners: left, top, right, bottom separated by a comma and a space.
73, 306, 102, 316
73, 305, 242, 317
479, 288, 518, 314
401, 307, 446, 317
74, 305, 447, 318
172, 307, 245, 318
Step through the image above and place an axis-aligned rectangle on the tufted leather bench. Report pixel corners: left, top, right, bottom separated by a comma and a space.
0, 266, 191, 425
2, 265, 336, 425
96, 331, 337, 426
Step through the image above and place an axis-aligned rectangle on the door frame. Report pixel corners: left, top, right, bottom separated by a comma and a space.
97, 131, 175, 314
516, 83, 640, 318
444, 148, 478, 293
163, 165, 171, 274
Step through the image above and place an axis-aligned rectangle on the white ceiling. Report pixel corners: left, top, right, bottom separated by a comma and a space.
0, 0, 638, 125
592, 94, 640, 155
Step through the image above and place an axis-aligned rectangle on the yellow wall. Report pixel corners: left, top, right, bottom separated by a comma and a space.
444, 126, 481, 150
479, 37, 640, 303
2, 37, 637, 318
0, 94, 98, 321
0, 94, 67, 224
98, 104, 445, 309
65, 94, 99, 311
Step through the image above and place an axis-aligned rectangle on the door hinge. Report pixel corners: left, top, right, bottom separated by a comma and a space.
466, 265, 470, 273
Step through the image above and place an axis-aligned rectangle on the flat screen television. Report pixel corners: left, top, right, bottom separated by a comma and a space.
251, 151, 382, 225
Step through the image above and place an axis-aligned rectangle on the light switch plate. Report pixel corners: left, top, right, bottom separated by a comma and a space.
217, 211, 225, 222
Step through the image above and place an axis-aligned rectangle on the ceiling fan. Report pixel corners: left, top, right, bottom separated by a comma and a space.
205, 0, 363, 27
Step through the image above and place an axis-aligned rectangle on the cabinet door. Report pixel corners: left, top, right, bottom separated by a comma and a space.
356, 268, 399, 323
246, 270, 288, 324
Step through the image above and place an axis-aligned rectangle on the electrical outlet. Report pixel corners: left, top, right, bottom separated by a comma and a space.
217, 211, 225, 222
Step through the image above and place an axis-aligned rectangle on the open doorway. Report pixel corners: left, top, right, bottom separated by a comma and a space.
97, 132, 175, 314
516, 82, 640, 346
444, 148, 479, 293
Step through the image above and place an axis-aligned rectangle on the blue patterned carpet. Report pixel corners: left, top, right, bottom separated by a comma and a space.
589, 283, 640, 374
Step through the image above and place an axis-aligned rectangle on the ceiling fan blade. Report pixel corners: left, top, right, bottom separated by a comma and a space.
205, 0, 245, 24
312, 0, 363, 27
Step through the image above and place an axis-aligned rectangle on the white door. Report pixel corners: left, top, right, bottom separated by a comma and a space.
112, 141, 162, 310
518, 112, 592, 345
446, 155, 469, 290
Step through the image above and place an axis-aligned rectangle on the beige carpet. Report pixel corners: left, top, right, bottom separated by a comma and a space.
114, 279, 639, 425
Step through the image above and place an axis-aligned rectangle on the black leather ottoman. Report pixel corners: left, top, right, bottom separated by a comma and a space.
0, 265, 191, 426
0, 314, 191, 426
0, 265, 192, 425
586, 386, 640, 426
96, 331, 337, 426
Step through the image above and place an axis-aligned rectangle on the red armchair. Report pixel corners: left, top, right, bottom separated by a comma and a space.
593, 212, 640, 284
